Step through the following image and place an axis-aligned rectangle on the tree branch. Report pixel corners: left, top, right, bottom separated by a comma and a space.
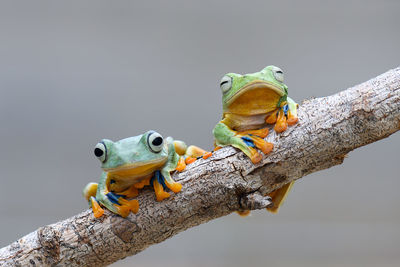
1, 67, 399, 267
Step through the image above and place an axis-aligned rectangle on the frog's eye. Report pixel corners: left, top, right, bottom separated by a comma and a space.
94, 142, 107, 163
220, 75, 232, 93
147, 132, 164, 153
272, 67, 284, 83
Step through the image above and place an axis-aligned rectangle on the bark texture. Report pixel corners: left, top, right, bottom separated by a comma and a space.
1, 67, 399, 267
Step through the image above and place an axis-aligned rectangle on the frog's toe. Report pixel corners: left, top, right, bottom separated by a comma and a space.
112, 198, 140, 217
90, 197, 104, 218
213, 146, 222, 152
129, 199, 140, 214
153, 179, 171, 201
118, 186, 139, 198
156, 191, 170, 202
175, 157, 186, 172
250, 136, 274, 155
274, 110, 288, 133
240, 136, 263, 163
203, 151, 212, 159
165, 180, 182, 193
275, 121, 288, 133
266, 110, 278, 124
249, 149, 262, 164
114, 204, 130, 218
287, 112, 298, 126
185, 156, 196, 164
118, 198, 140, 214
236, 210, 251, 217
133, 176, 151, 189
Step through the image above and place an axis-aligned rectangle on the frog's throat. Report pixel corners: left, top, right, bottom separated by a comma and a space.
226, 80, 286, 107
224, 80, 286, 116
103, 158, 167, 179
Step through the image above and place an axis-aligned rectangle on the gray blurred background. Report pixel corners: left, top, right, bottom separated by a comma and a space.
0, 0, 399, 266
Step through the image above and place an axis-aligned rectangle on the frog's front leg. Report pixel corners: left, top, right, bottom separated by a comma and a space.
161, 168, 182, 193
173, 140, 212, 167
95, 173, 139, 218
213, 122, 265, 164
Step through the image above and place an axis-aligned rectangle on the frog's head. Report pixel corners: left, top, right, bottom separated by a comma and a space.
93, 131, 168, 178
220, 66, 288, 115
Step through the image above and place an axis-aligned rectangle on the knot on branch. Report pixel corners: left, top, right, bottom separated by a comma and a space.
37, 226, 61, 265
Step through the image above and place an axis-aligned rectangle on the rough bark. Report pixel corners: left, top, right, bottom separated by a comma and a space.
1, 67, 399, 267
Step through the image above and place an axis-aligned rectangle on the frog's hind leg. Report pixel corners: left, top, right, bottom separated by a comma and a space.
133, 175, 152, 189
83, 182, 98, 201
185, 145, 212, 164
237, 127, 269, 138
266, 181, 295, 214
117, 185, 139, 198
173, 141, 212, 167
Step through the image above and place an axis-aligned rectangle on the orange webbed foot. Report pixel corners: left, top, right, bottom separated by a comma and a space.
153, 179, 171, 201
249, 148, 262, 164
165, 180, 182, 193
236, 210, 251, 217
274, 109, 288, 133
185, 156, 196, 164
116, 198, 140, 216
175, 157, 186, 172
91, 197, 104, 218
115, 204, 130, 218
266, 110, 278, 124
251, 136, 274, 155
118, 185, 139, 198
213, 146, 222, 152
133, 176, 151, 189
287, 110, 298, 126
202, 151, 212, 159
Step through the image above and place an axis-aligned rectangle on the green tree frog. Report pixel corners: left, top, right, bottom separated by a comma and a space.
213, 66, 298, 213
83, 130, 210, 218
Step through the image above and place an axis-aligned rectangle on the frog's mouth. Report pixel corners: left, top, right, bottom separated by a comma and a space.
103, 158, 167, 179
225, 80, 286, 115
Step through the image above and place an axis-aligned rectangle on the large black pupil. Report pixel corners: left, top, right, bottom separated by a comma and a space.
94, 148, 104, 157
152, 137, 163, 146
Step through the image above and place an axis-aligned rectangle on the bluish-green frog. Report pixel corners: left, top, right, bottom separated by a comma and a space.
83, 130, 210, 218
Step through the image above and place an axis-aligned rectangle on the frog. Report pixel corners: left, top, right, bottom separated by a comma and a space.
83, 130, 211, 218
213, 65, 298, 213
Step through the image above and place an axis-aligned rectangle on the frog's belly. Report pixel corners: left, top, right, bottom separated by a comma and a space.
223, 113, 273, 131
109, 173, 152, 192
